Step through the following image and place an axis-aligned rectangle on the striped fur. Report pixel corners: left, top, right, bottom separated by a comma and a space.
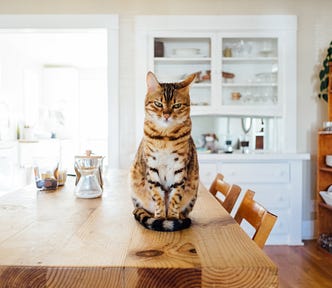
129, 71, 199, 232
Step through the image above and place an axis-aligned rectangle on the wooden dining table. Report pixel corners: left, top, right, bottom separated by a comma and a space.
0, 169, 278, 287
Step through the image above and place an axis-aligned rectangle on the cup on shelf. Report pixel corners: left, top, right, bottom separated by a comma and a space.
231, 92, 241, 101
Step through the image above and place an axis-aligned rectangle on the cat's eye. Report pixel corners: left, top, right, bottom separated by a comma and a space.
154, 101, 163, 108
173, 103, 182, 109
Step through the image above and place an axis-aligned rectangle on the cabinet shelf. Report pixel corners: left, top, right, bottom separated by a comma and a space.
320, 166, 332, 173
193, 83, 211, 87
222, 83, 277, 87
318, 130, 332, 135
191, 105, 281, 117
222, 57, 278, 63
319, 201, 332, 212
154, 57, 211, 63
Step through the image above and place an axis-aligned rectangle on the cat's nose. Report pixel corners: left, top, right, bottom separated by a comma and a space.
163, 113, 170, 120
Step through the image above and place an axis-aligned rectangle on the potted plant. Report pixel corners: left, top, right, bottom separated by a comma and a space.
318, 40, 332, 102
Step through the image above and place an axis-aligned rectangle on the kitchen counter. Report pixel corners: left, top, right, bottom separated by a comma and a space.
198, 151, 310, 161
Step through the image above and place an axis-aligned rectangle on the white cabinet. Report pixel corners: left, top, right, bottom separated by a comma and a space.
198, 153, 310, 245
135, 15, 297, 152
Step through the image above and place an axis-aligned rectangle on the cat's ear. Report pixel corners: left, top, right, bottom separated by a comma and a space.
146, 71, 160, 93
179, 73, 197, 88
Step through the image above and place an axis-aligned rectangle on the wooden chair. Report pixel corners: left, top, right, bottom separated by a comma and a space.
209, 173, 241, 214
234, 189, 277, 249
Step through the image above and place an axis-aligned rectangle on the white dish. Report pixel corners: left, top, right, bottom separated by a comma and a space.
323, 121, 332, 131
320, 191, 332, 206
172, 48, 201, 57
326, 155, 332, 167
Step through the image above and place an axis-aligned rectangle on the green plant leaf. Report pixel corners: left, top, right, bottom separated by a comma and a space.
323, 93, 328, 102
318, 41, 332, 101
325, 63, 330, 73
321, 78, 328, 91
319, 93, 328, 102
323, 58, 328, 67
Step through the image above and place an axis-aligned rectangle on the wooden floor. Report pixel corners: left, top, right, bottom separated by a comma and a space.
264, 240, 332, 287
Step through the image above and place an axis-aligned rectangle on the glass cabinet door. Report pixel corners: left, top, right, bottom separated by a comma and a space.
221, 37, 279, 109
153, 37, 212, 108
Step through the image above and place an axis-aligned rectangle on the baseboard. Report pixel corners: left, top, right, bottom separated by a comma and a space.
302, 220, 317, 240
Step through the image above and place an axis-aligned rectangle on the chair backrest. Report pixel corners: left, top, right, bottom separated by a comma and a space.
209, 173, 241, 214
234, 189, 277, 249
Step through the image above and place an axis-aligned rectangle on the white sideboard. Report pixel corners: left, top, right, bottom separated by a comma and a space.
199, 152, 310, 245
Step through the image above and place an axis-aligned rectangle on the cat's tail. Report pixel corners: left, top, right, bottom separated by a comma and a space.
133, 208, 191, 232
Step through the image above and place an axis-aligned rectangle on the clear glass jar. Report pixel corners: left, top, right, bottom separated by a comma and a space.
74, 152, 104, 199
33, 157, 58, 190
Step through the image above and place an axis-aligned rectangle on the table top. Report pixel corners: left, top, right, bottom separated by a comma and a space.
0, 169, 278, 288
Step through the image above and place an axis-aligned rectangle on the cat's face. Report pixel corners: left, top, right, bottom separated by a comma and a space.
144, 72, 196, 127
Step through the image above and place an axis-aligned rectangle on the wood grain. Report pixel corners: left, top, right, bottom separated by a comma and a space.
0, 169, 278, 287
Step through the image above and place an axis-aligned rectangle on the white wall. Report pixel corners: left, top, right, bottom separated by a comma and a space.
0, 0, 330, 237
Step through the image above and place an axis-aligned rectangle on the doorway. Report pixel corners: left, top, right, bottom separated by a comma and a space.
0, 15, 119, 178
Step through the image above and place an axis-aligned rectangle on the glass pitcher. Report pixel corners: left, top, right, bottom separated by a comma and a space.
74, 151, 104, 198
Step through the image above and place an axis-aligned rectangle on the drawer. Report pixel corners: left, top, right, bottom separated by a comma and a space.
239, 184, 290, 209
199, 162, 217, 187
269, 209, 289, 236
221, 162, 290, 184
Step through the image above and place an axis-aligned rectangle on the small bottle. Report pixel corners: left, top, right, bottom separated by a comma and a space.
240, 140, 250, 154
255, 119, 265, 150
225, 140, 233, 153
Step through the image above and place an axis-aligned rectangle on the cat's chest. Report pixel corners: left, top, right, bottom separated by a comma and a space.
149, 148, 182, 168
147, 149, 184, 187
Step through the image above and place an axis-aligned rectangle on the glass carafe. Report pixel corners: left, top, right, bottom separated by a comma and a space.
74, 152, 103, 199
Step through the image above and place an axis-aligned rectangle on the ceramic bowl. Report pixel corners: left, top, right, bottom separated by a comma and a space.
326, 155, 332, 167
323, 121, 332, 131
320, 191, 332, 206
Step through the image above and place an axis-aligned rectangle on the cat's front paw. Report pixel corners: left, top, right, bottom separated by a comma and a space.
167, 211, 180, 219
179, 212, 187, 220
154, 211, 166, 219
132, 208, 140, 215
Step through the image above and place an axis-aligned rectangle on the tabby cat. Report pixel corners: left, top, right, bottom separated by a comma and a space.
129, 71, 199, 232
